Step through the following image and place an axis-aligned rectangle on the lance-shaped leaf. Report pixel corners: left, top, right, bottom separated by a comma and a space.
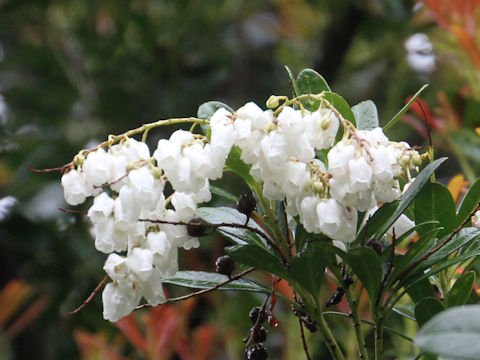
343, 247, 382, 305
414, 297, 444, 327
296, 69, 331, 95
225, 145, 256, 189
289, 241, 333, 298
226, 244, 290, 281
196, 207, 268, 249
414, 182, 456, 238
447, 271, 476, 308
164, 271, 270, 294
374, 157, 448, 239
456, 177, 480, 227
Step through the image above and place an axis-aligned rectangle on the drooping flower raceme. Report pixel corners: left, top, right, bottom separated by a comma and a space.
61, 96, 422, 322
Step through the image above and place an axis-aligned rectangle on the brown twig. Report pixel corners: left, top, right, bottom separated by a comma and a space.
66, 275, 109, 317
244, 294, 271, 350
135, 267, 255, 310
140, 218, 288, 264
58, 207, 88, 215
28, 162, 71, 173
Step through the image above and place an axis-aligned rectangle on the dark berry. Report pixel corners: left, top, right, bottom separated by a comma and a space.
252, 326, 267, 343
303, 316, 317, 333
186, 218, 207, 237
246, 343, 268, 360
325, 287, 345, 307
343, 274, 354, 288
366, 239, 383, 256
215, 255, 235, 277
249, 306, 267, 324
236, 193, 256, 217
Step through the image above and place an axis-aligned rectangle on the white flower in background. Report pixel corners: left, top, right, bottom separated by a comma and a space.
405, 33, 436, 74
83, 148, 114, 187
0, 196, 17, 222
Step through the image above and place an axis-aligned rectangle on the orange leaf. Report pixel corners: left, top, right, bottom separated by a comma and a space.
191, 324, 217, 360
115, 313, 147, 352
0, 280, 32, 328
447, 175, 468, 204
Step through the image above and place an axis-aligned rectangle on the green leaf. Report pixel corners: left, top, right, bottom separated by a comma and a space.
344, 247, 383, 305
374, 158, 448, 239
352, 100, 379, 130
424, 227, 480, 269
392, 304, 416, 321
197, 101, 234, 134
289, 242, 333, 297
405, 276, 436, 305
323, 91, 356, 124
405, 250, 480, 290
457, 177, 480, 227
296, 68, 331, 95
384, 84, 429, 132
415, 297, 444, 327
163, 271, 270, 294
414, 182, 456, 238
355, 201, 398, 244
197, 101, 234, 120
209, 185, 238, 203
447, 272, 476, 308
415, 305, 480, 360
226, 244, 290, 280
284, 65, 299, 96
225, 145, 257, 188
294, 222, 310, 252
196, 207, 267, 248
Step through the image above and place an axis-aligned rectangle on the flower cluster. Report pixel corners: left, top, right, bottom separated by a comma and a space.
211, 102, 421, 243
62, 134, 229, 321
61, 96, 422, 322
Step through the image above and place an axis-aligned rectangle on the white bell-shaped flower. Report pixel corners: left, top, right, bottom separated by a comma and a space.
61, 169, 89, 205
102, 281, 141, 322
83, 148, 114, 187
88, 192, 115, 224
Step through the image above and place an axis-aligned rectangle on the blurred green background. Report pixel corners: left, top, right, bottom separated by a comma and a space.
1, 0, 479, 359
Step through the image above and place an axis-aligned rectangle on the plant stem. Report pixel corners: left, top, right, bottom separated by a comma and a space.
345, 285, 369, 360
374, 318, 384, 360
315, 309, 346, 360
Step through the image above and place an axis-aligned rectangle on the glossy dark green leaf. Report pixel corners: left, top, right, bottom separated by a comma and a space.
226, 244, 290, 280
164, 271, 270, 294
447, 272, 476, 308
296, 68, 331, 95
374, 158, 448, 239
405, 277, 436, 305
457, 177, 480, 227
275, 201, 288, 242
352, 100, 379, 130
415, 297, 444, 327
225, 145, 256, 188
294, 222, 310, 252
289, 241, 333, 297
355, 201, 398, 244
414, 182, 456, 238
323, 91, 356, 124
415, 305, 480, 360
344, 247, 382, 305
424, 227, 480, 269
405, 250, 480, 290
196, 207, 267, 248
209, 185, 238, 203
